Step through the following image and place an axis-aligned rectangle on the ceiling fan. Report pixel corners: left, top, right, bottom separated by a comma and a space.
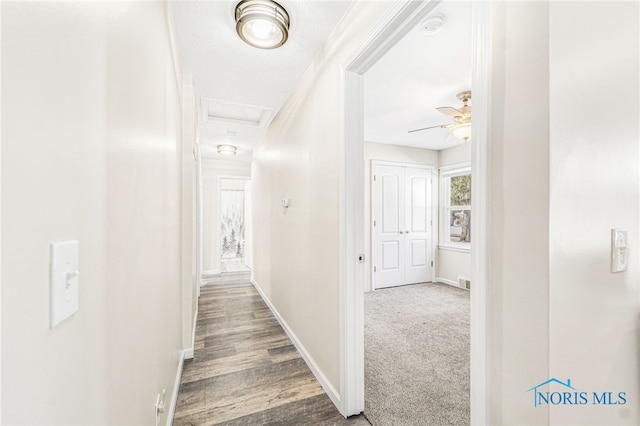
409, 91, 472, 142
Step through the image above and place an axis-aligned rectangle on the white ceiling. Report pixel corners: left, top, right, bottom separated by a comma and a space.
170, 0, 351, 161
169, 0, 472, 161
364, 1, 472, 150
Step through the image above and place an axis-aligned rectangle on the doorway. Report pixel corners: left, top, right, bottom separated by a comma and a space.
339, 0, 491, 422
219, 177, 251, 273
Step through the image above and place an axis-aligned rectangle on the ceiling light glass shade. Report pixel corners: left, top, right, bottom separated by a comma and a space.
449, 123, 472, 142
235, 0, 290, 49
217, 145, 237, 155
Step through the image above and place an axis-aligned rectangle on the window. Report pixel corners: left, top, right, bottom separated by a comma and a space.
440, 164, 471, 250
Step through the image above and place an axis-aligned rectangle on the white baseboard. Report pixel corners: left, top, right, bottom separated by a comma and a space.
250, 278, 341, 411
166, 350, 186, 426
183, 307, 198, 360
202, 269, 219, 277
436, 277, 460, 288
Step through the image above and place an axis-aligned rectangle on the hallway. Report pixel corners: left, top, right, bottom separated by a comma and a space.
173, 275, 369, 425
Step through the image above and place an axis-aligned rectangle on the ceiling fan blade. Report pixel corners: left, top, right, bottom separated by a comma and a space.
436, 106, 464, 119
408, 124, 447, 133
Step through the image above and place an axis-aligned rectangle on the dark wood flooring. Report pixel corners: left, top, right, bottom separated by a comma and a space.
173, 275, 370, 426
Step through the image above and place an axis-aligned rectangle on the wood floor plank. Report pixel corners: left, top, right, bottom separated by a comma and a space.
173, 275, 370, 425
220, 394, 371, 426
180, 349, 273, 384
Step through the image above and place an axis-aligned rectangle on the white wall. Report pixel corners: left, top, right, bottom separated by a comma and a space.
247, 0, 639, 423
181, 75, 198, 354
363, 141, 438, 291
437, 249, 470, 286
2, 2, 188, 424
439, 142, 471, 167
437, 143, 471, 286
487, 2, 550, 423
548, 2, 639, 425
221, 177, 248, 190
250, 1, 394, 396
201, 159, 251, 274
485, 3, 640, 424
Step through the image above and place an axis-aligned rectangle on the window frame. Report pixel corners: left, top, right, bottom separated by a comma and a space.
439, 162, 472, 252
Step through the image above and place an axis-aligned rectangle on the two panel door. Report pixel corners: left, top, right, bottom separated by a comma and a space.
373, 164, 433, 289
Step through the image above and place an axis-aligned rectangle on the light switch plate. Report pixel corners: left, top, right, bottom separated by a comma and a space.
611, 229, 628, 273
50, 241, 79, 328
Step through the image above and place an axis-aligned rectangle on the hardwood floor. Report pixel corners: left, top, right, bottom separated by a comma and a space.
173, 275, 370, 426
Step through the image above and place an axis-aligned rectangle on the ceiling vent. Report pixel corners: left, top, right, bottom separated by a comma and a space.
201, 98, 273, 129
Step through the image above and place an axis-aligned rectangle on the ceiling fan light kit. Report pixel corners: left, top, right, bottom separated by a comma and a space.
409, 90, 472, 142
235, 0, 290, 49
449, 123, 472, 142
217, 144, 238, 155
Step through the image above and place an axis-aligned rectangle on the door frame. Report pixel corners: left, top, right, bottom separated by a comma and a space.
195, 144, 203, 297
216, 175, 251, 274
339, 0, 492, 422
370, 160, 436, 290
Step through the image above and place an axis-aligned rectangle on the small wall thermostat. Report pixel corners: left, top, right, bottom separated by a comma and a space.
281, 198, 290, 208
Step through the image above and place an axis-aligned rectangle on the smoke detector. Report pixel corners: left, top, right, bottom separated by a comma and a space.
421, 13, 446, 36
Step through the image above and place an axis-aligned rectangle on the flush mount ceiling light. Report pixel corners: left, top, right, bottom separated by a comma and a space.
235, 0, 290, 49
217, 145, 237, 155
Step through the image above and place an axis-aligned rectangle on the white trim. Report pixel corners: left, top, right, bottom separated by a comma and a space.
251, 278, 341, 409
470, 1, 493, 424
195, 144, 203, 298
183, 307, 198, 360
200, 158, 252, 171
370, 159, 434, 169
340, 0, 443, 417
435, 277, 460, 288
340, 0, 491, 421
200, 97, 274, 130
202, 269, 220, 277
439, 163, 472, 247
165, 2, 183, 99
438, 244, 471, 253
431, 168, 438, 284
340, 65, 365, 418
439, 161, 472, 173
166, 350, 187, 426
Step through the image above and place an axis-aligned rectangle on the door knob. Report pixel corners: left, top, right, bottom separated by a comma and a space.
405, 230, 410, 234
399, 231, 404, 234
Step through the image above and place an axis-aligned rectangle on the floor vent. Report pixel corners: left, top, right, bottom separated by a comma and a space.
458, 277, 471, 290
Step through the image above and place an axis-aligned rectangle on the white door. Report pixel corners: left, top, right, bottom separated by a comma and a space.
404, 167, 432, 284
373, 165, 405, 288
373, 164, 432, 289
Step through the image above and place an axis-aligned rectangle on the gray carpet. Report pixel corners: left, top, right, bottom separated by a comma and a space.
364, 282, 470, 426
